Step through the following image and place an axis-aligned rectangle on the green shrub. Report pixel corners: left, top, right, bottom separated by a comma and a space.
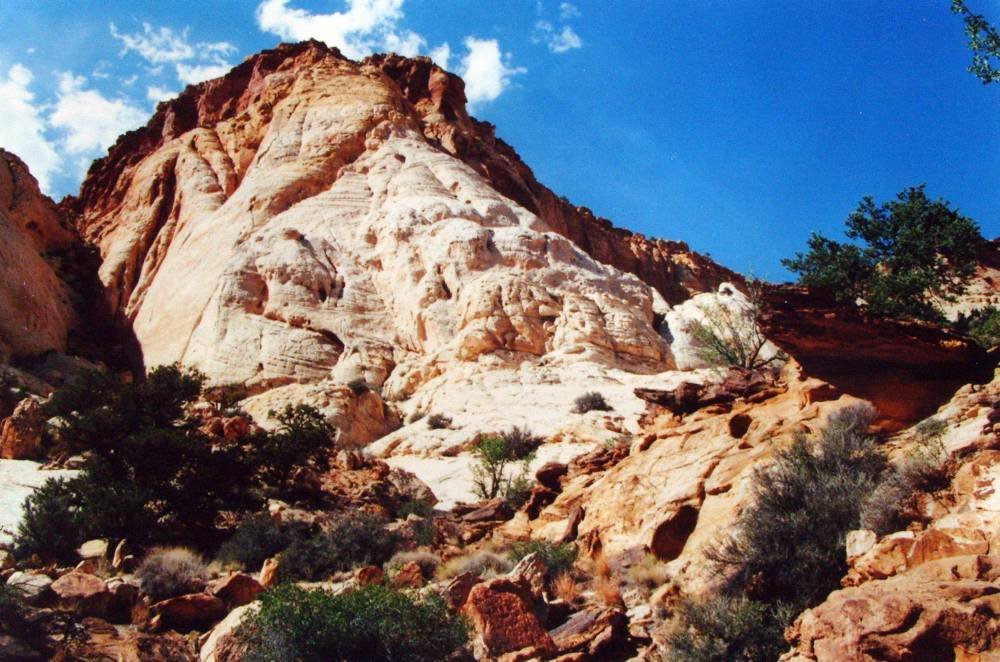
398, 499, 434, 519
136, 547, 208, 602
17, 365, 255, 561
673, 404, 889, 659
217, 516, 293, 571
782, 185, 983, 322
278, 512, 399, 582
707, 404, 885, 609
471, 429, 539, 501
15, 478, 86, 562
203, 382, 249, 413
509, 540, 578, 577
684, 279, 783, 371
248, 405, 332, 492
426, 413, 452, 430
959, 306, 1000, 348
572, 392, 612, 414
236, 583, 468, 662
666, 597, 795, 662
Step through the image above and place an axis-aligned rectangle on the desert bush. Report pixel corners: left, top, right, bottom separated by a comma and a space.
17, 365, 255, 560
628, 554, 670, 591
594, 575, 623, 607
861, 423, 949, 535
673, 404, 887, 659
278, 512, 399, 582
0, 583, 28, 635
248, 405, 332, 492
503, 474, 534, 510
957, 306, 1000, 348
236, 583, 468, 662
707, 404, 885, 609
387, 550, 441, 579
136, 547, 208, 602
471, 430, 539, 501
398, 499, 434, 519
437, 550, 513, 579
666, 597, 795, 662
426, 413, 452, 430
509, 540, 578, 577
217, 516, 293, 571
685, 280, 783, 370
203, 382, 249, 413
572, 391, 612, 414
498, 426, 544, 459
552, 572, 579, 603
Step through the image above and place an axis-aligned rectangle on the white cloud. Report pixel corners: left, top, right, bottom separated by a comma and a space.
111, 22, 196, 64
256, 0, 421, 60
146, 85, 175, 104
0, 64, 60, 192
429, 42, 451, 70
533, 20, 582, 53
458, 37, 525, 109
559, 2, 580, 20
548, 26, 582, 53
49, 73, 146, 155
175, 62, 232, 85
110, 22, 236, 87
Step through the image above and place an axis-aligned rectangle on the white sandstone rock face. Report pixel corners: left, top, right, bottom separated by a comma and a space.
0, 460, 77, 544
77, 47, 678, 446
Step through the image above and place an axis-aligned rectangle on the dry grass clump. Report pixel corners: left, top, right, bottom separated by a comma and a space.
552, 572, 580, 604
427, 413, 453, 430
136, 547, 208, 601
594, 551, 612, 579
437, 550, 513, 580
386, 550, 441, 579
572, 392, 613, 414
628, 553, 670, 591
594, 575, 623, 607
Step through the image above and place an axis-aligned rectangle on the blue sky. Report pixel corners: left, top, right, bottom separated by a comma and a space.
0, 1, 997, 279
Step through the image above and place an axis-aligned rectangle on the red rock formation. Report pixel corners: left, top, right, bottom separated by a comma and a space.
761, 285, 995, 429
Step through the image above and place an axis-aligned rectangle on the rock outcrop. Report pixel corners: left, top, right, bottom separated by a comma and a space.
0, 151, 75, 360
761, 286, 995, 429
62, 41, 736, 447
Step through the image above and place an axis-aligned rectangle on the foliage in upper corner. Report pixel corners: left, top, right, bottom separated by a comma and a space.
685, 280, 785, 371
953, 0, 1000, 84
782, 185, 984, 322
236, 583, 469, 662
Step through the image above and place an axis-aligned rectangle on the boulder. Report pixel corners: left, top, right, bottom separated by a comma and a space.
6, 571, 53, 606
208, 573, 262, 609
49, 571, 110, 616
78, 538, 109, 561
549, 607, 631, 658
391, 562, 425, 589
151, 593, 227, 632
445, 571, 480, 610
200, 603, 258, 662
355, 565, 384, 586
462, 579, 555, 659
0, 398, 43, 459
259, 557, 279, 588
535, 462, 568, 491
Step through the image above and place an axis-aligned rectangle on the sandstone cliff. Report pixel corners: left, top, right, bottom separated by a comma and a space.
0, 150, 75, 360
65, 41, 735, 447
